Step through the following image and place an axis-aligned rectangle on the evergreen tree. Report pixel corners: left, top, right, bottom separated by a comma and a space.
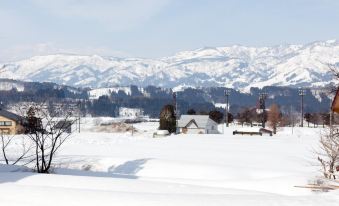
209, 110, 223, 123
187, 109, 196, 115
159, 105, 176, 133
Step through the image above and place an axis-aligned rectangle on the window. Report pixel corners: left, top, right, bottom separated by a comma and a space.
0, 121, 12, 126
5, 121, 12, 126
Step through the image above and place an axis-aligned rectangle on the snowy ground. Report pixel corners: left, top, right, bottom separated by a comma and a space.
1, 121, 339, 205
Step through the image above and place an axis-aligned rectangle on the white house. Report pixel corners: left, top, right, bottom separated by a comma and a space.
177, 115, 219, 134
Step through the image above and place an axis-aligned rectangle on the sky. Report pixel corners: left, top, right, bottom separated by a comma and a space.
0, 0, 339, 62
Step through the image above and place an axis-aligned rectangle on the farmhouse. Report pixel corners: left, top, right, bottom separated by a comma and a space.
178, 115, 219, 134
0, 109, 27, 135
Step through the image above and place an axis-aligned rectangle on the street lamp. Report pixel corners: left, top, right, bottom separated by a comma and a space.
298, 88, 306, 127
225, 89, 231, 127
259, 92, 268, 128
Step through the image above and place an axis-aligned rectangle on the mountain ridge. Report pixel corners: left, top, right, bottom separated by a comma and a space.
1, 40, 338, 91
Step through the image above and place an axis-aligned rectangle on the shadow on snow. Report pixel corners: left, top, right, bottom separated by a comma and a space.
54, 158, 151, 179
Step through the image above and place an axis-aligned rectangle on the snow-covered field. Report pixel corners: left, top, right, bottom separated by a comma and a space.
1, 121, 339, 205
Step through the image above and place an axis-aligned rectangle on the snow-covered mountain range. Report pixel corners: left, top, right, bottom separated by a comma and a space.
1, 40, 338, 91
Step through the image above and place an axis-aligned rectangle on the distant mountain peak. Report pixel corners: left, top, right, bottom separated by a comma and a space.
1, 40, 338, 91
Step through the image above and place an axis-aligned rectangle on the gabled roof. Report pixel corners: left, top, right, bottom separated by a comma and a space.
185, 119, 199, 128
178, 115, 217, 128
0, 109, 26, 122
54, 120, 72, 128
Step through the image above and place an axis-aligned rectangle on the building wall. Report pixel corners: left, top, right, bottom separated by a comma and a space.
206, 119, 219, 134
0, 116, 17, 135
180, 128, 205, 134
15, 124, 26, 134
179, 118, 219, 134
180, 126, 219, 134
205, 127, 219, 134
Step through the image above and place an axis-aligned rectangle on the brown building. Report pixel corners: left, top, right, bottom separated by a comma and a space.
0, 109, 27, 135
332, 89, 339, 114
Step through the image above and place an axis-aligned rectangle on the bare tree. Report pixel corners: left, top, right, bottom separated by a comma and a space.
267, 104, 281, 134
238, 108, 255, 127
316, 128, 339, 179
280, 106, 298, 128
313, 63, 339, 179
304, 113, 311, 127
23, 102, 77, 173
329, 64, 339, 81
310, 113, 322, 128
327, 64, 339, 94
0, 132, 33, 165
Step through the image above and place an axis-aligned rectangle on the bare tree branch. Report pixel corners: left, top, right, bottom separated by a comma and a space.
316, 127, 339, 179
0, 132, 34, 166
23, 102, 77, 173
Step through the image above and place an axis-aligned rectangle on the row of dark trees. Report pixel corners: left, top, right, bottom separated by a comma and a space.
186, 109, 233, 124
304, 113, 331, 127
230, 108, 333, 128
0, 79, 334, 119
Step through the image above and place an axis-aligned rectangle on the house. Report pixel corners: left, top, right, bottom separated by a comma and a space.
177, 115, 219, 134
332, 89, 339, 113
53, 120, 73, 133
0, 109, 27, 135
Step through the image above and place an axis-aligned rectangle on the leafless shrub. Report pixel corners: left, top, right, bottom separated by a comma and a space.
238, 107, 256, 127
268, 104, 281, 134
316, 127, 339, 179
23, 102, 77, 173
327, 64, 339, 94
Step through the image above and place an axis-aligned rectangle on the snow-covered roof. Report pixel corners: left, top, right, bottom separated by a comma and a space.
0, 109, 26, 122
178, 115, 216, 128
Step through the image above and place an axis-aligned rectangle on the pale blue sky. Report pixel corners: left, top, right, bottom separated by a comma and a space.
0, 0, 339, 61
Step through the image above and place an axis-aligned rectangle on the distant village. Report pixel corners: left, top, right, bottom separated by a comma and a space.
0, 86, 336, 137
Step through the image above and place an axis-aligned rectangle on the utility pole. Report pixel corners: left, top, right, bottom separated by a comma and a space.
290, 105, 294, 135
132, 123, 134, 136
298, 88, 306, 127
259, 92, 268, 128
74, 101, 82, 133
225, 89, 231, 127
173, 92, 178, 134
78, 101, 81, 133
